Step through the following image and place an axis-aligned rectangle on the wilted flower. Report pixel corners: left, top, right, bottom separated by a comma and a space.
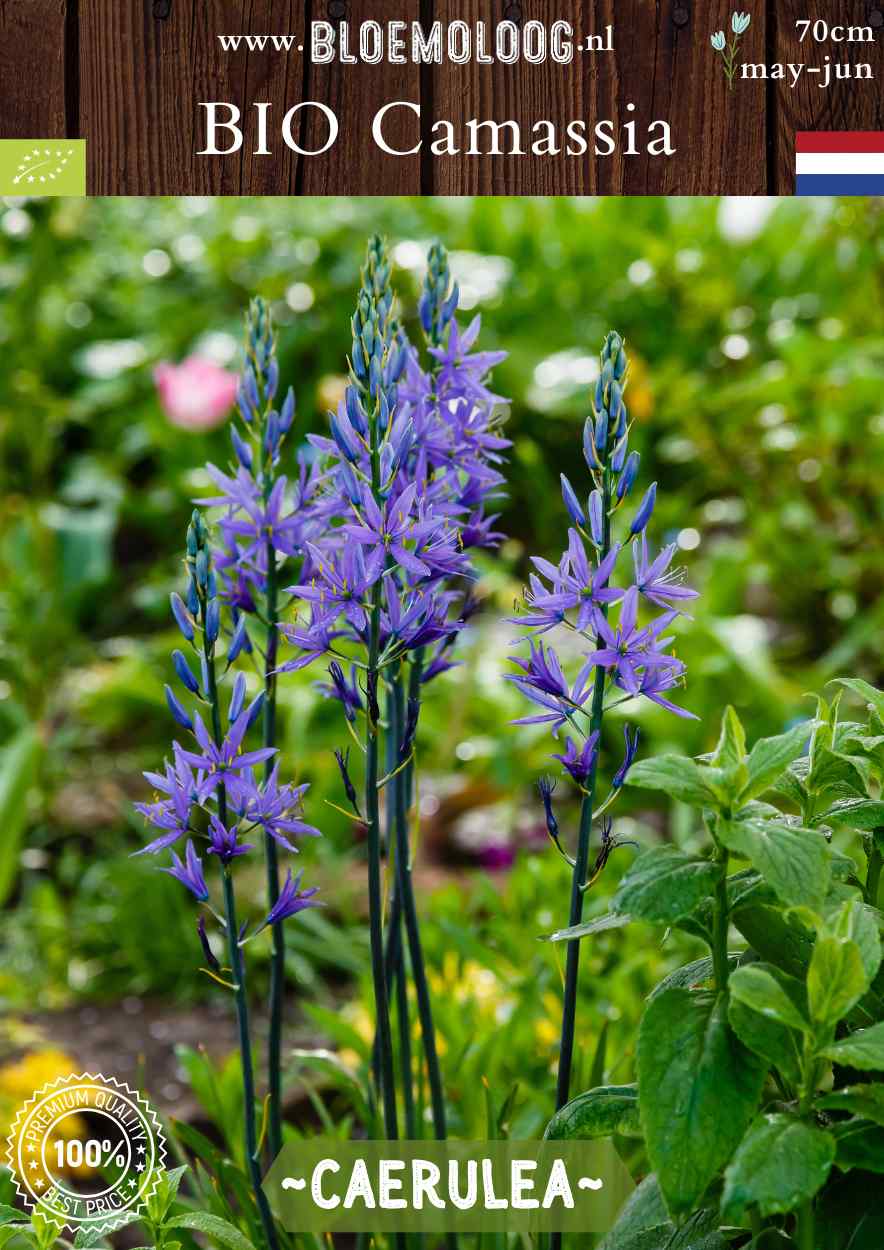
154, 357, 238, 430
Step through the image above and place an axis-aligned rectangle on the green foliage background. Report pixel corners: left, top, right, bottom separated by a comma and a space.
0, 195, 883, 1136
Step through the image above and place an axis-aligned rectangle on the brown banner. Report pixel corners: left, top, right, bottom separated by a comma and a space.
1, 1, 882, 194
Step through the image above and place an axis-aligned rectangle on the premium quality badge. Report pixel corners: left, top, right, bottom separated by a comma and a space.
5, 1073, 166, 1235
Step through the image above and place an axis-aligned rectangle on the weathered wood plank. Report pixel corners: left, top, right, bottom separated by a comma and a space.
80, 0, 303, 194
432, 0, 767, 195
298, 0, 422, 194
0, 0, 68, 138
773, 0, 884, 192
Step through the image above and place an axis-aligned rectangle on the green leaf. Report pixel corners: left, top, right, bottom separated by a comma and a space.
637, 989, 766, 1216
728, 965, 809, 1086
712, 705, 747, 769
834, 899, 882, 985
721, 1113, 835, 1221
810, 748, 871, 798
165, 1213, 257, 1250
0, 726, 42, 907
626, 755, 719, 807
817, 1084, 884, 1126
740, 722, 812, 804
818, 797, 884, 830
732, 903, 814, 978
544, 1085, 642, 1141
542, 911, 631, 943
718, 818, 830, 911
832, 1119, 884, 1173
821, 1021, 884, 1070
648, 954, 739, 1003
832, 678, 884, 723
0, 1210, 20, 1229
808, 937, 868, 1030
729, 997, 803, 1089
597, 1175, 669, 1250
143, 1163, 189, 1225
730, 964, 811, 1034
612, 846, 723, 925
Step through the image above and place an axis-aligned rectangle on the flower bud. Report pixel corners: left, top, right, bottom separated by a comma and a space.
266, 358, 279, 402
172, 649, 200, 695
227, 614, 249, 664
629, 482, 657, 535
560, 474, 586, 527
617, 451, 641, 500
230, 424, 253, 470
165, 684, 193, 731
588, 489, 604, 546
280, 387, 296, 434
205, 597, 220, 646
229, 671, 247, 724
170, 593, 195, 642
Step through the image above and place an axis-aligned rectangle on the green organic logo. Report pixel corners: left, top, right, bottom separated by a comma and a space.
0, 141, 86, 195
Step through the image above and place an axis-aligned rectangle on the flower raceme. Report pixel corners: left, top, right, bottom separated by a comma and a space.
134, 512, 320, 933
508, 332, 697, 1130
509, 332, 697, 807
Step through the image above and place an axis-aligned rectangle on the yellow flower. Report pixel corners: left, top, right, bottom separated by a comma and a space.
0, 1050, 92, 1179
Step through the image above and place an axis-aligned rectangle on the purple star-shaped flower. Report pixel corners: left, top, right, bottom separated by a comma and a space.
586, 588, 680, 696
263, 869, 321, 928
288, 541, 383, 633
179, 695, 275, 785
163, 839, 209, 900
632, 534, 699, 611
552, 730, 600, 785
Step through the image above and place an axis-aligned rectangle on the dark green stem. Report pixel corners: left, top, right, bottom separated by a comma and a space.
712, 845, 731, 994
263, 532, 285, 1161
796, 1200, 814, 1250
386, 683, 416, 1138
554, 467, 612, 1115
204, 630, 279, 1250
222, 869, 280, 1250
392, 672, 448, 1142
866, 835, 882, 907
364, 376, 399, 1142
393, 670, 456, 1250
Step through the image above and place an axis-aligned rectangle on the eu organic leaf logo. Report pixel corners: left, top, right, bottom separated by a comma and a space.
711, 11, 752, 91
0, 140, 86, 195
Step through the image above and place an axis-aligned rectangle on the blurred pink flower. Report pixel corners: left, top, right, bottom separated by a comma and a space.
154, 356, 238, 430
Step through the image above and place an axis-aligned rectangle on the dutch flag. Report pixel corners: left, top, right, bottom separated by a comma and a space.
796, 132, 884, 195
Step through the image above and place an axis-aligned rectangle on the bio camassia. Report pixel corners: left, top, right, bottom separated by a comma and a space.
198, 100, 675, 158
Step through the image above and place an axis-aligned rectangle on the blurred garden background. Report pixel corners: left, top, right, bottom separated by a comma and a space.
1, 194, 883, 1143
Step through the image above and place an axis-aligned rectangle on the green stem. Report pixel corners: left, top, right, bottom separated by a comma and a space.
222, 869, 280, 1250
392, 672, 448, 1141
367, 581, 399, 1142
712, 845, 731, 994
796, 1199, 814, 1250
264, 532, 285, 1161
866, 835, 882, 906
363, 377, 399, 1143
392, 671, 457, 1250
386, 682, 416, 1138
554, 468, 612, 1115
204, 632, 279, 1250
